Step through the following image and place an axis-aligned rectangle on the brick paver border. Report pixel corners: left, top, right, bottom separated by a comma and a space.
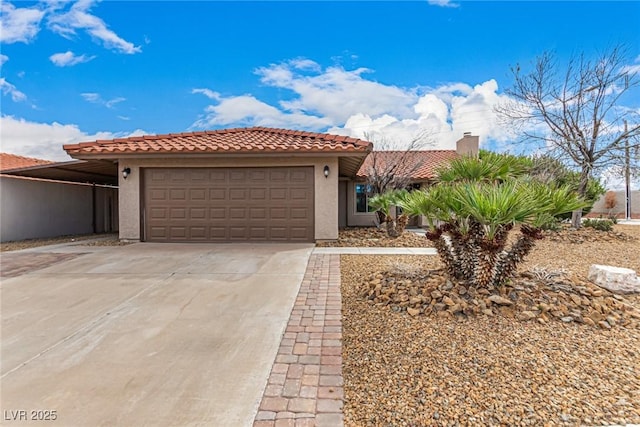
254, 254, 343, 427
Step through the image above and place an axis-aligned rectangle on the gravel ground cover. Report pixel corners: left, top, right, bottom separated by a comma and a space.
342, 225, 640, 426
317, 227, 432, 248
0, 233, 127, 252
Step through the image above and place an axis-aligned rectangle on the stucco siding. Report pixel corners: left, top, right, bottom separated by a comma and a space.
0, 175, 118, 242
345, 181, 378, 227
118, 156, 339, 241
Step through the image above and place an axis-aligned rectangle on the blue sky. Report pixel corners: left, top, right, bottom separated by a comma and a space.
1, 0, 639, 187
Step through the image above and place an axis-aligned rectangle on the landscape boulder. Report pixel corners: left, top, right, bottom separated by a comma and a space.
588, 264, 640, 294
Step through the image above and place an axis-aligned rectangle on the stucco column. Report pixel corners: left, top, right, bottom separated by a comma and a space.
118, 162, 141, 241
314, 158, 339, 240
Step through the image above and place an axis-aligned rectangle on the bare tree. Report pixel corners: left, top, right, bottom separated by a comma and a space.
362, 130, 434, 194
361, 130, 434, 225
496, 45, 640, 227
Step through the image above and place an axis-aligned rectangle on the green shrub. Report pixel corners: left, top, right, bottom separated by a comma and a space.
582, 218, 614, 232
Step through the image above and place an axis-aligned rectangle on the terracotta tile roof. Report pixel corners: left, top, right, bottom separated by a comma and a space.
357, 150, 459, 181
0, 153, 54, 172
63, 127, 372, 156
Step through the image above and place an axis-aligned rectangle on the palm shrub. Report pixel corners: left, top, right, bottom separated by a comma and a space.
400, 156, 587, 288
369, 189, 410, 238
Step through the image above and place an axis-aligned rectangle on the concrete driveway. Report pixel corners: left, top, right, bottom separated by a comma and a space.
1, 242, 314, 426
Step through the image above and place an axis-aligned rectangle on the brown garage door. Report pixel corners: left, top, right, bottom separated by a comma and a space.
143, 167, 314, 242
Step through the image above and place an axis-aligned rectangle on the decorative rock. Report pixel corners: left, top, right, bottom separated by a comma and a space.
598, 320, 612, 329
517, 311, 538, 321
588, 264, 640, 294
407, 307, 420, 316
487, 295, 513, 306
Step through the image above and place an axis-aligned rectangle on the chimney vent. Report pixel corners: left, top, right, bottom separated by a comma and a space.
463, 132, 471, 136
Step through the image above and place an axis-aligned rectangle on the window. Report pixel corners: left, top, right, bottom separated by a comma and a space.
355, 184, 374, 213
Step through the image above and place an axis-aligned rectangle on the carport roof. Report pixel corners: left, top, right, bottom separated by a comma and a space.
64, 127, 373, 156
1, 159, 118, 186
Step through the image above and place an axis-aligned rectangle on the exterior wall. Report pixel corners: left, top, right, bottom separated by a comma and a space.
338, 180, 347, 228
587, 190, 640, 219
0, 175, 118, 242
118, 156, 339, 241
345, 181, 378, 227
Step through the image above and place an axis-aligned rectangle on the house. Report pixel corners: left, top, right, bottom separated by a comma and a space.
344, 134, 477, 227
0, 153, 118, 242
61, 127, 478, 243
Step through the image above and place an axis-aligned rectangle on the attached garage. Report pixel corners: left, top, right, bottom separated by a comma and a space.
144, 167, 314, 242
63, 127, 372, 243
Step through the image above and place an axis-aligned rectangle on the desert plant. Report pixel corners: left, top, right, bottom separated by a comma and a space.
369, 189, 410, 238
400, 156, 587, 288
583, 218, 614, 232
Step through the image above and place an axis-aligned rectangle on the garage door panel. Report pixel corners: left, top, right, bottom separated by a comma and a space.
190, 208, 207, 220
189, 227, 206, 239
144, 167, 314, 242
229, 189, 246, 200
210, 227, 227, 240
149, 227, 167, 238
250, 188, 266, 200
149, 207, 167, 220
169, 171, 186, 182
169, 227, 187, 239
290, 208, 308, 219
189, 189, 206, 201
229, 207, 246, 220
250, 208, 267, 219
210, 189, 226, 200
290, 188, 309, 200
150, 189, 167, 200
170, 208, 186, 219
270, 188, 286, 200
210, 170, 227, 182
169, 189, 186, 200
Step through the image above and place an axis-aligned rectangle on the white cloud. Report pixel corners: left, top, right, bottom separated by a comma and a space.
621, 55, 640, 75
0, 115, 146, 161
81, 92, 125, 108
49, 50, 95, 67
599, 165, 640, 191
0, 78, 27, 102
427, 0, 460, 8
81, 92, 100, 103
47, 0, 141, 54
192, 95, 332, 130
191, 58, 515, 150
192, 88, 220, 100
0, 54, 9, 67
0, 2, 45, 43
255, 60, 417, 123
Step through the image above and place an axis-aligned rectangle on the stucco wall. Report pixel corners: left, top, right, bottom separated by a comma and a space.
0, 175, 118, 242
117, 156, 339, 241
588, 190, 640, 219
345, 181, 378, 227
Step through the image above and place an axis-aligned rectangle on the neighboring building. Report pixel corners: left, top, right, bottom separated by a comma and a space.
587, 190, 640, 219
62, 127, 477, 243
0, 153, 118, 242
